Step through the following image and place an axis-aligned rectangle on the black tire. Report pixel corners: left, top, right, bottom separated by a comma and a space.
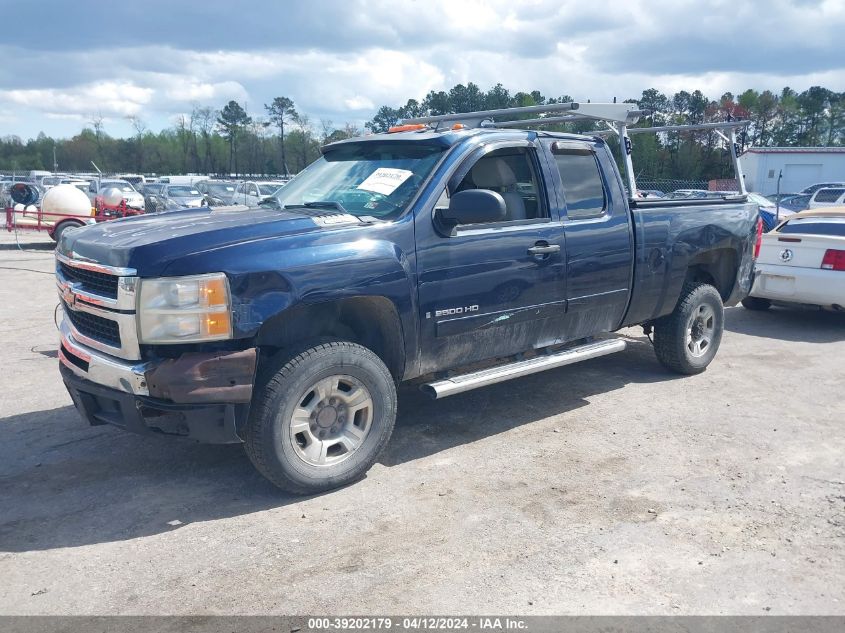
51, 220, 83, 243
243, 341, 397, 494
741, 296, 772, 311
653, 282, 724, 375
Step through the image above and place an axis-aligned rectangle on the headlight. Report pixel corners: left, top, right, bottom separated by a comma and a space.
138, 273, 232, 344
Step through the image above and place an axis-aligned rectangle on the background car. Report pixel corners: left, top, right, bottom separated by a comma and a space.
39, 175, 72, 189
88, 179, 145, 211
142, 182, 166, 212
230, 180, 285, 206
765, 192, 798, 203
745, 191, 796, 231
800, 182, 845, 195
808, 187, 845, 209
160, 184, 207, 210
777, 193, 813, 214
196, 180, 237, 206
742, 208, 845, 311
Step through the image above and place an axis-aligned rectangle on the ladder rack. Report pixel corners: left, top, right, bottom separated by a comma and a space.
400, 102, 751, 197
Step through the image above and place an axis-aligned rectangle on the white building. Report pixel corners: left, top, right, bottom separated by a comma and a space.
739, 147, 845, 195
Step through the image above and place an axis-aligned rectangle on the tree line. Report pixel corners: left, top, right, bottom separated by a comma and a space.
0, 97, 361, 176
364, 83, 845, 183
2, 84, 843, 183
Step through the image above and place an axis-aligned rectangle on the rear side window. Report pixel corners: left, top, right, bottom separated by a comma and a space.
813, 188, 845, 203
779, 217, 845, 237
553, 149, 606, 219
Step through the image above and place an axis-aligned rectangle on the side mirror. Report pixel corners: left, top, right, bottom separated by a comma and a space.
439, 189, 507, 226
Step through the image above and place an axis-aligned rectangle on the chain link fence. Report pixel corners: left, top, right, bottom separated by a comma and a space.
635, 178, 711, 195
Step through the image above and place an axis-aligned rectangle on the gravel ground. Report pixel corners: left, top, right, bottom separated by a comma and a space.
0, 231, 843, 615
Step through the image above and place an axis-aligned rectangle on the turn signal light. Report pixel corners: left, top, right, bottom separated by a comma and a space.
821, 249, 845, 271
205, 312, 232, 336
204, 277, 229, 307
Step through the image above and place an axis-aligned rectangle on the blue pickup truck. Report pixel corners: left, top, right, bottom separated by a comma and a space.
56, 118, 760, 493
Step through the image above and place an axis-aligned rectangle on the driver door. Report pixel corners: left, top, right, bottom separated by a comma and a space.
415, 141, 568, 374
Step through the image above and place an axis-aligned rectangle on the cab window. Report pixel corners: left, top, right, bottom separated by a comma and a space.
446, 147, 547, 223
553, 149, 607, 219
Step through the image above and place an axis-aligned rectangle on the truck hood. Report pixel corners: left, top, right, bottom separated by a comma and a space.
57, 206, 337, 276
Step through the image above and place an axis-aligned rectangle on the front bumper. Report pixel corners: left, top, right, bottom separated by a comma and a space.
59, 319, 255, 443
61, 364, 245, 443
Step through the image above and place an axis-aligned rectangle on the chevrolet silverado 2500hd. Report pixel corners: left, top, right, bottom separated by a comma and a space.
55, 103, 761, 493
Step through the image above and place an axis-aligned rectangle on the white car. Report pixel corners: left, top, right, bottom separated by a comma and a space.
88, 179, 146, 211
743, 208, 845, 311
231, 181, 285, 206
808, 186, 845, 209
800, 182, 845, 195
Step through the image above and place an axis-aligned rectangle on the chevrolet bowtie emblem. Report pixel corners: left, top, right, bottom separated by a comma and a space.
63, 286, 77, 308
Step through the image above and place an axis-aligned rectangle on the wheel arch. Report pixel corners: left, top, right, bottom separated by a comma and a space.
50, 218, 86, 240
256, 296, 406, 380
685, 248, 738, 302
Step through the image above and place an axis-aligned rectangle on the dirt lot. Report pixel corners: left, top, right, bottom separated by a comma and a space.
0, 231, 843, 615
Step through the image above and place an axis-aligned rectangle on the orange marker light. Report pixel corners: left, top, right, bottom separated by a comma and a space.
452, 123, 466, 130
387, 124, 427, 133
203, 278, 228, 308
205, 312, 231, 337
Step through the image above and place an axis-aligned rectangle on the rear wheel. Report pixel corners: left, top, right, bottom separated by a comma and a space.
741, 296, 772, 311
653, 282, 724, 375
243, 341, 397, 494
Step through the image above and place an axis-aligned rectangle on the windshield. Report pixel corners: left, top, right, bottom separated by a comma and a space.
270, 141, 446, 218
258, 184, 281, 195
103, 181, 136, 193
169, 186, 200, 196
208, 183, 235, 195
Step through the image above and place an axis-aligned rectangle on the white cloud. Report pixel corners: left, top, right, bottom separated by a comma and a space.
0, 0, 844, 138
0, 81, 153, 119
344, 95, 375, 110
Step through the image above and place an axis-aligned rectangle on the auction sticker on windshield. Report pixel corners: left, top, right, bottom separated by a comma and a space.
357, 168, 413, 196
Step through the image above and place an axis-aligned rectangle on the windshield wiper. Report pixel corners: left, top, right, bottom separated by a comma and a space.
284, 200, 350, 214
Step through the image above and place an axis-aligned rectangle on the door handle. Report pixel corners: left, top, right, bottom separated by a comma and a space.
527, 242, 560, 256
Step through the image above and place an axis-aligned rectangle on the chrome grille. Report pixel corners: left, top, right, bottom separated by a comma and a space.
58, 261, 119, 298
62, 301, 121, 347
55, 253, 140, 360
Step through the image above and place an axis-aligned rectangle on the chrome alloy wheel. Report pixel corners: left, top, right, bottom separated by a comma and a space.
686, 303, 716, 358
288, 375, 374, 467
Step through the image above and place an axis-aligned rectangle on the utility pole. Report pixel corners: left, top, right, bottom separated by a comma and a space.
53, 144, 58, 172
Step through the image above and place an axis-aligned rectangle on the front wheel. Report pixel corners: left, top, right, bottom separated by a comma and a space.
243, 341, 397, 494
653, 282, 724, 375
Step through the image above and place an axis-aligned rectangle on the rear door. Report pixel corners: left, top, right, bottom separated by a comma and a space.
540, 139, 634, 340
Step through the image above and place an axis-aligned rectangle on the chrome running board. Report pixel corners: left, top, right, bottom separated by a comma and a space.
421, 339, 627, 399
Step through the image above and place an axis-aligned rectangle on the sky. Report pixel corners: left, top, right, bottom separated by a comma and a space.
0, 0, 843, 140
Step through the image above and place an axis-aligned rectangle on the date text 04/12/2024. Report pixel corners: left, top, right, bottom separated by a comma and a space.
305, 616, 527, 630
